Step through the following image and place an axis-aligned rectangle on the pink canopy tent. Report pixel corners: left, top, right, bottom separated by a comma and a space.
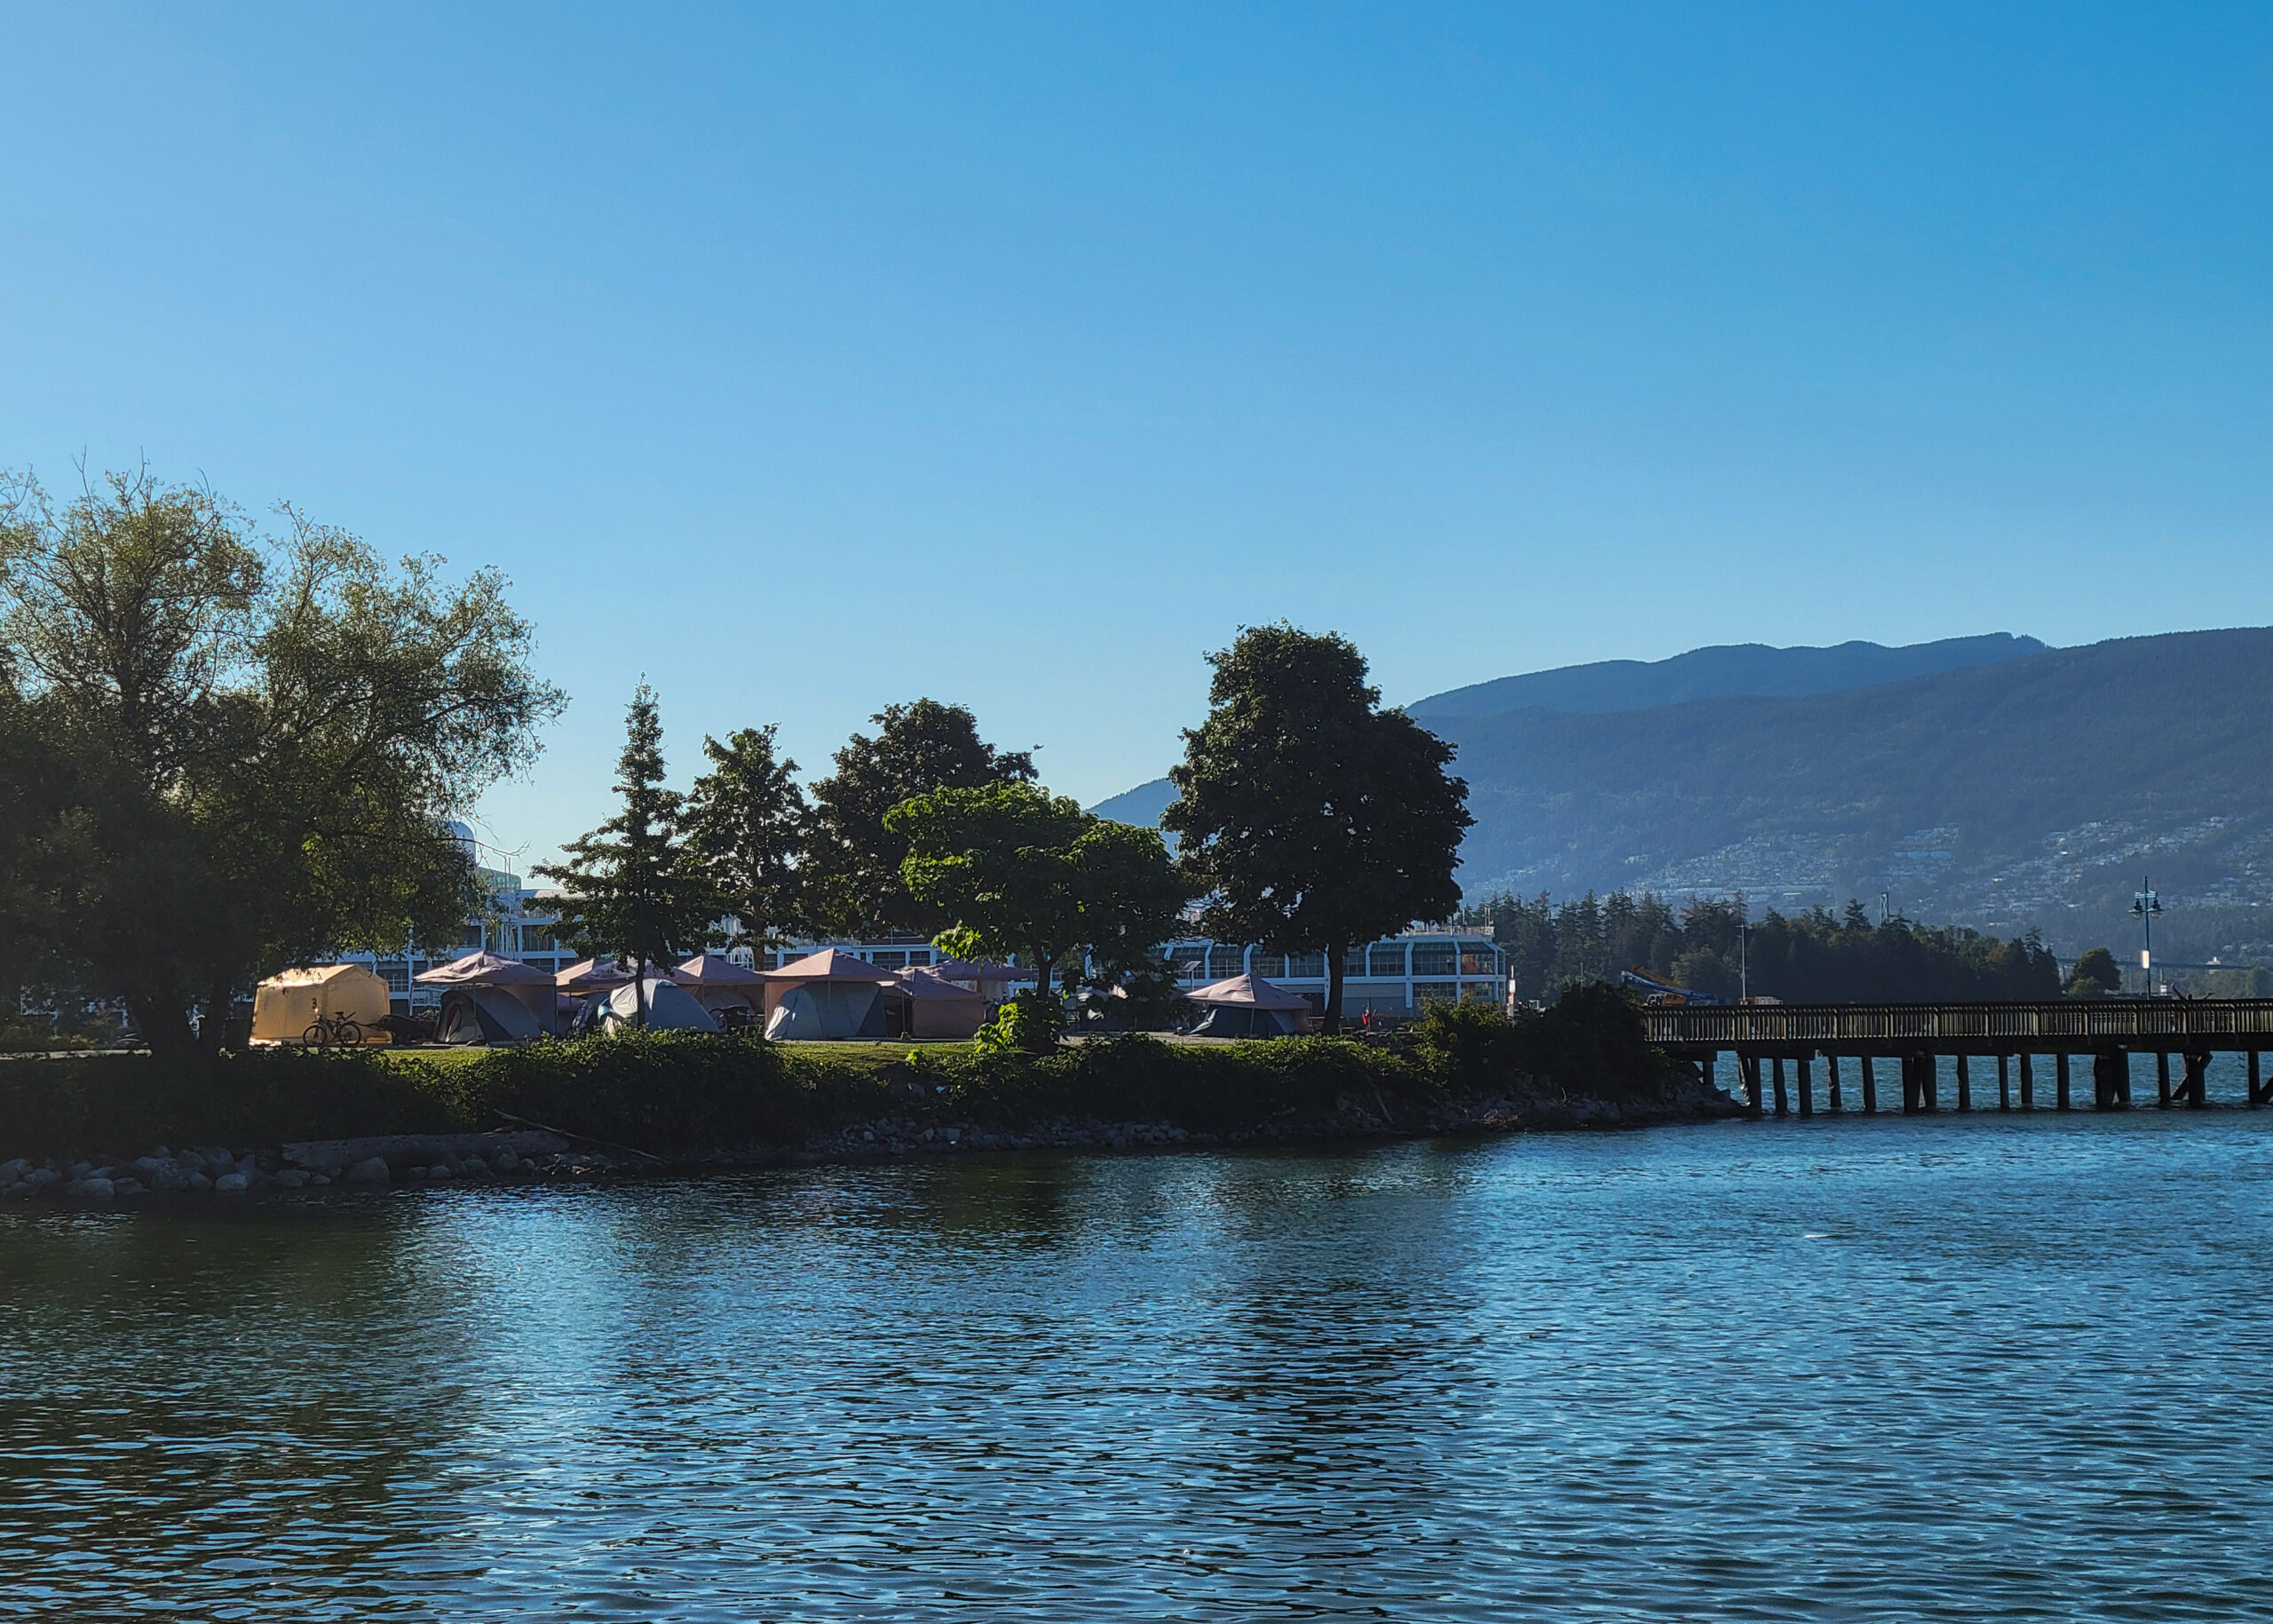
887, 967, 990, 1040
1186, 972, 1313, 1038
415, 952, 558, 1042
415, 951, 554, 988
554, 956, 633, 994
674, 953, 770, 1028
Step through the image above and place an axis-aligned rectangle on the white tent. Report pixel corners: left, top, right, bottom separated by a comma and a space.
434, 986, 545, 1045
597, 978, 721, 1034
765, 981, 892, 1041
250, 964, 392, 1046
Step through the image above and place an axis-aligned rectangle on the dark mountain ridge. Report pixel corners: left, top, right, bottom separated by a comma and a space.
1408, 632, 2044, 721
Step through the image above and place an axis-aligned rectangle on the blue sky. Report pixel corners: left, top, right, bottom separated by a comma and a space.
6, 4, 2270, 871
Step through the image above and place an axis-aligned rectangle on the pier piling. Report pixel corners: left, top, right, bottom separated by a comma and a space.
1827, 1054, 1843, 1111
1772, 1057, 1789, 1118
1797, 1055, 1813, 1117
1998, 1052, 2011, 1111
1956, 1053, 1972, 1112
1861, 1055, 1878, 1114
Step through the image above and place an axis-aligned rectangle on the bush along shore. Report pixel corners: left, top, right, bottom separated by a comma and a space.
0, 990, 1734, 1204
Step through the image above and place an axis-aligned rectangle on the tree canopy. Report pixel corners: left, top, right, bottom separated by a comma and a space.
684, 724, 810, 951
1163, 624, 1470, 1032
889, 780, 1188, 1005
804, 699, 1034, 937
2065, 945, 2121, 997
535, 685, 714, 1014
0, 465, 561, 1055
1464, 889, 2064, 1003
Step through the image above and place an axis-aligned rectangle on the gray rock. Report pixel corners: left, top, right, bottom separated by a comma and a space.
187, 1171, 212, 1192
345, 1157, 390, 1186
490, 1153, 519, 1172
148, 1145, 170, 1160
309, 1173, 331, 1186
79, 1176, 116, 1200
66, 1161, 91, 1179
213, 1172, 249, 1193
152, 1168, 190, 1192
178, 1151, 210, 1174
133, 1156, 168, 1176
273, 1168, 308, 1188
23, 1168, 59, 1191
426, 1164, 454, 1180
0, 1157, 28, 1184
233, 1157, 257, 1178
111, 1177, 145, 1196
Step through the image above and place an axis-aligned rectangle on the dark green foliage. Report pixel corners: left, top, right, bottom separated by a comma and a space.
803, 699, 1035, 938
685, 724, 811, 949
1164, 624, 1471, 1032
0, 466, 561, 1056
2066, 946, 2121, 996
0, 1050, 465, 1160
1411, 984, 1678, 1104
891, 780, 1188, 1002
1468, 890, 2062, 1002
536, 685, 714, 1001
972, 989, 1069, 1055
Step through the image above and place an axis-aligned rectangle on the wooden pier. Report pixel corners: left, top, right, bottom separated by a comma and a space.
1639, 999, 2273, 1115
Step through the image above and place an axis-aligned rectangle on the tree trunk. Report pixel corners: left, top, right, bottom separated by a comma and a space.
1324, 944, 1346, 1036
635, 953, 649, 1029
131, 994, 199, 1062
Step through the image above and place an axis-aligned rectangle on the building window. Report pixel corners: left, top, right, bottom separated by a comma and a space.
1413, 981, 1459, 1007
1411, 943, 1456, 976
1343, 945, 1369, 977
870, 951, 907, 970
1368, 943, 1408, 978
907, 949, 931, 967
1208, 943, 1246, 979
1460, 944, 1498, 977
1286, 952, 1325, 979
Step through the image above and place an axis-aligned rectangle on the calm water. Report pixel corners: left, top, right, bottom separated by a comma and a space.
4, 1115, 2271, 1620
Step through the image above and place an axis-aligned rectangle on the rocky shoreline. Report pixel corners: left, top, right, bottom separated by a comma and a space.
0, 1073, 1737, 1206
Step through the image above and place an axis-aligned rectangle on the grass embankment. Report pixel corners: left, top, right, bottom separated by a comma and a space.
0, 987, 1712, 1162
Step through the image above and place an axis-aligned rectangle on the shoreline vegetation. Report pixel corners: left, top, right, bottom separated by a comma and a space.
0, 992, 1734, 1200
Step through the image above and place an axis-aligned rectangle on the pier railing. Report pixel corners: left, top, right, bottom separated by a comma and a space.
1640, 999, 2273, 1051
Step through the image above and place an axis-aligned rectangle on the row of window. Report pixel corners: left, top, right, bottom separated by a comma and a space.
1167, 940, 1502, 982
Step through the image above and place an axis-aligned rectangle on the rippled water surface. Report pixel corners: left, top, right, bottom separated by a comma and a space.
5, 1114, 2272, 1620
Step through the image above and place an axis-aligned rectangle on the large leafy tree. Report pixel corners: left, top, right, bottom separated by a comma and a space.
0, 466, 562, 1057
804, 699, 1034, 937
890, 780, 1189, 1012
535, 685, 714, 1018
684, 724, 810, 952
1163, 624, 1471, 1034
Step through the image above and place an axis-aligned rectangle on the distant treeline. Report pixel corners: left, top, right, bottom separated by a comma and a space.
1462, 891, 2063, 1004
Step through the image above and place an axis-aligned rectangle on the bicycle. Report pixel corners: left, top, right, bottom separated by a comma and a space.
301, 1016, 364, 1050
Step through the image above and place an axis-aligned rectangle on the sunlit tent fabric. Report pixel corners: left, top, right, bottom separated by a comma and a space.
433, 986, 544, 1045
888, 968, 989, 1040
555, 956, 638, 994
416, 951, 558, 1037
675, 954, 769, 1027
249, 964, 392, 1046
760, 950, 898, 1039
597, 978, 721, 1033
929, 957, 1034, 999
1187, 973, 1311, 1038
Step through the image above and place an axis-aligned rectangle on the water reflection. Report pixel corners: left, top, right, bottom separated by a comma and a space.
3, 1119, 2271, 1619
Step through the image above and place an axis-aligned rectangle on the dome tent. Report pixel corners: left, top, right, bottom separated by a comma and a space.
673, 954, 770, 1029
761, 950, 896, 1041
887, 967, 990, 1040
1186, 973, 1313, 1039
416, 952, 558, 1042
593, 978, 721, 1034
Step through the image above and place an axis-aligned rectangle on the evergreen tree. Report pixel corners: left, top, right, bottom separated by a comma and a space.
685, 724, 809, 952
536, 685, 710, 1023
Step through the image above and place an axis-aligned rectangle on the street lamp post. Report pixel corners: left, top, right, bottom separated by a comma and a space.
2130, 876, 2161, 995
